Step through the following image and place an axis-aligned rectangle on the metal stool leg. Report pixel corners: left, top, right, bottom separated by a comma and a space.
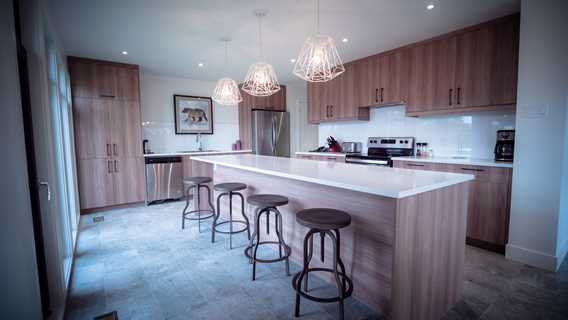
304, 232, 314, 292
252, 208, 265, 281
273, 208, 290, 276
235, 192, 251, 240
212, 192, 226, 243
295, 229, 318, 317
325, 230, 345, 320
181, 184, 195, 229
229, 192, 233, 249
196, 184, 202, 232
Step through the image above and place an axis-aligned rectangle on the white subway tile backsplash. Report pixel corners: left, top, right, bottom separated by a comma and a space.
318, 105, 515, 159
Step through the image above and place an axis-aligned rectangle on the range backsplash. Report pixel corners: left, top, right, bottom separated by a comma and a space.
318, 105, 516, 159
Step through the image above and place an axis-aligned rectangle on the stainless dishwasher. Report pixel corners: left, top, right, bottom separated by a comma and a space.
145, 156, 183, 204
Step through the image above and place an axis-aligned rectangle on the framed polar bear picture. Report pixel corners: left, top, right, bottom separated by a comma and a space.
173, 94, 213, 134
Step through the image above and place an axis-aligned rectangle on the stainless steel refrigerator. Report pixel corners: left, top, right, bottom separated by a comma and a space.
251, 110, 290, 157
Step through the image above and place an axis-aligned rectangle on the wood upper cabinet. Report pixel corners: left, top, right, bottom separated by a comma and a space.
378, 50, 409, 106
69, 57, 144, 210
69, 57, 140, 101
353, 58, 374, 108
406, 13, 519, 116
238, 85, 287, 149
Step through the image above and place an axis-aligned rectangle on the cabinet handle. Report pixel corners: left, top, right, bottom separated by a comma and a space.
329, 105, 333, 118
113, 143, 118, 156
327, 157, 337, 161
407, 163, 425, 167
457, 87, 461, 105
449, 88, 453, 106
375, 88, 379, 103
107, 160, 112, 173
100, 94, 115, 98
460, 167, 484, 172
380, 88, 384, 102
114, 160, 118, 172
106, 143, 111, 156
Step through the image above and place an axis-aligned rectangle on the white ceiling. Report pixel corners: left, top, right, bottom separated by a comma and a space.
48, 0, 519, 84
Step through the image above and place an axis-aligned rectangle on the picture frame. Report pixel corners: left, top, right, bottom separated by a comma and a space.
173, 94, 214, 134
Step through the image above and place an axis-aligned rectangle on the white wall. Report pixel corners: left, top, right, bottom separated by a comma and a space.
140, 72, 240, 153
318, 105, 515, 158
507, 0, 568, 271
0, 0, 43, 318
287, 82, 319, 154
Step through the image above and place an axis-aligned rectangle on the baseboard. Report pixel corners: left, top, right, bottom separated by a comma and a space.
557, 239, 568, 270
506, 243, 558, 271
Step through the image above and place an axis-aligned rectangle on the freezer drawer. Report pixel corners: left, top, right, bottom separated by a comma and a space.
145, 156, 183, 204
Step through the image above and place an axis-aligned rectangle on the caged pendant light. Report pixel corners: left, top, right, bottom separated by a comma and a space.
241, 10, 281, 97
293, 0, 345, 82
212, 38, 243, 105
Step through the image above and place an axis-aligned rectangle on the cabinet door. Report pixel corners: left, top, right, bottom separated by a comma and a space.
77, 159, 115, 209
335, 63, 356, 120
354, 58, 374, 107
307, 82, 320, 124
73, 98, 111, 159
407, 37, 457, 113
95, 63, 118, 98
116, 67, 140, 100
68, 60, 97, 98
113, 157, 145, 205
489, 15, 519, 106
109, 100, 143, 158
379, 50, 409, 105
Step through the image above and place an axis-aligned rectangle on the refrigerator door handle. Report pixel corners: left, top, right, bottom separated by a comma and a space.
271, 115, 277, 155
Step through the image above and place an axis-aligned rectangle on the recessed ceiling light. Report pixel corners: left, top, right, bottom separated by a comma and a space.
427, 4, 435, 10
121, 51, 128, 55
198, 62, 204, 67
342, 38, 349, 43
290, 58, 296, 63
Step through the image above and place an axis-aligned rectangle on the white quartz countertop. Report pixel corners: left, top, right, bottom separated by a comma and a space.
192, 154, 474, 199
143, 150, 252, 158
295, 151, 346, 157
391, 156, 514, 168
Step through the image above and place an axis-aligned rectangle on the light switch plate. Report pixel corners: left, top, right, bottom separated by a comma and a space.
518, 104, 549, 118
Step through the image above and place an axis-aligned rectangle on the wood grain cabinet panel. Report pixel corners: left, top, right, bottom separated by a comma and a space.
353, 58, 374, 108
392, 160, 512, 251
69, 57, 144, 210
73, 98, 111, 159
77, 159, 115, 208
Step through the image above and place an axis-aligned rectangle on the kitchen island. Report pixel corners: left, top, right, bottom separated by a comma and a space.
191, 154, 474, 320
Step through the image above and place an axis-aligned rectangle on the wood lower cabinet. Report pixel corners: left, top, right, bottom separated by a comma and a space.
69, 57, 144, 211
238, 85, 286, 149
393, 160, 512, 251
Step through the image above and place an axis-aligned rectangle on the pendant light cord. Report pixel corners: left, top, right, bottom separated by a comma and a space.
258, 14, 263, 59
315, 0, 320, 34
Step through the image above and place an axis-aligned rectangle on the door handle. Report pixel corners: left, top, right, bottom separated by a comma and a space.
380, 88, 384, 102
407, 163, 425, 167
99, 94, 115, 98
39, 181, 51, 201
108, 160, 112, 173
106, 144, 111, 156
457, 87, 461, 105
460, 167, 484, 172
449, 88, 453, 106
113, 143, 118, 156
114, 160, 118, 172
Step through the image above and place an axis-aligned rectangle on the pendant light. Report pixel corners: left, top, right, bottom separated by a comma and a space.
293, 0, 345, 82
241, 10, 281, 97
212, 38, 243, 105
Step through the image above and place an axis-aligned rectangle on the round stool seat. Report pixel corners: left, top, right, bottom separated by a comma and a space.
296, 208, 351, 230
247, 194, 289, 207
183, 176, 212, 185
214, 182, 247, 192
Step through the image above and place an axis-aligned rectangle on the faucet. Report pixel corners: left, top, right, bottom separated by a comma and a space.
195, 133, 203, 151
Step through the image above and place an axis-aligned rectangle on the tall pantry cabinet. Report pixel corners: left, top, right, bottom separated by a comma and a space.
68, 57, 145, 211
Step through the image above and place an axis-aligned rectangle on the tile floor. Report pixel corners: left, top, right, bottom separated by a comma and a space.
65, 202, 568, 320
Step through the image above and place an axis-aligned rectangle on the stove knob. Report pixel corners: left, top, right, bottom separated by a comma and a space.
399, 140, 404, 144
404, 140, 409, 144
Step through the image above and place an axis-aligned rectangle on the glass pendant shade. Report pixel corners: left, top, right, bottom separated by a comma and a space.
293, 34, 345, 82
241, 62, 280, 96
212, 77, 242, 105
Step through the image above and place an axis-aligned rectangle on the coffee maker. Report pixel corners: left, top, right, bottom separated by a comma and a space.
494, 130, 515, 162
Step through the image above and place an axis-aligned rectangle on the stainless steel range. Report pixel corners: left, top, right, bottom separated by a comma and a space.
345, 137, 415, 166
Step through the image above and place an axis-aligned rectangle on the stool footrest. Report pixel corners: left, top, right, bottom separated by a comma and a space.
182, 209, 215, 221
244, 241, 291, 263
213, 220, 249, 234
292, 268, 353, 303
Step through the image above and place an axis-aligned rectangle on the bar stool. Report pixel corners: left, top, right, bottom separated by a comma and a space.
292, 208, 353, 320
211, 182, 251, 249
181, 176, 215, 232
244, 194, 291, 280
